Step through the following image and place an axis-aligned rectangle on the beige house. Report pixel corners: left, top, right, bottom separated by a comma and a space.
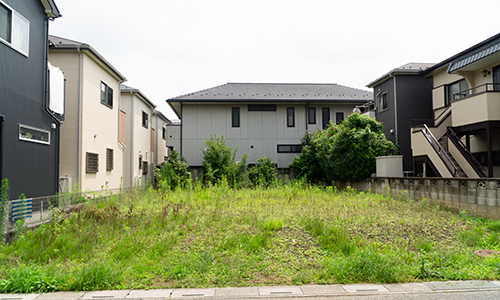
49, 35, 127, 192
120, 85, 157, 187
411, 33, 500, 178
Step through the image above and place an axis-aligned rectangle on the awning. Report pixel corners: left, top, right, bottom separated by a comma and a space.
447, 39, 500, 73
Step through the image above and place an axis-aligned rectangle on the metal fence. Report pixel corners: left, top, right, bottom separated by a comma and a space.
4, 186, 140, 234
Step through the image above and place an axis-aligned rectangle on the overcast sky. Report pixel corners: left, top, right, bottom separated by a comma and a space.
49, 0, 500, 120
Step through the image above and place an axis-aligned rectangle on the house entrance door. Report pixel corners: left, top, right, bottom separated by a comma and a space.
493, 65, 500, 91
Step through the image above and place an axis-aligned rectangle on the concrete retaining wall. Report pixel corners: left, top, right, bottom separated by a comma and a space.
336, 177, 500, 220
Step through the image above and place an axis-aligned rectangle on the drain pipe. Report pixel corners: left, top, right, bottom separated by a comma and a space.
0, 115, 4, 182
390, 74, 399, 141
76, 46, 82, 189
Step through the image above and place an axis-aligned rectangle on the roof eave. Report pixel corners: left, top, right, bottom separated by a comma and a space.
121, 87, 156, 109
39, 0, 62, 18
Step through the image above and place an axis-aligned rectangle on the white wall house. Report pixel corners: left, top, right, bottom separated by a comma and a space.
120, 85, 157, 187
152, 110, 171, 166
167, 83, 372, 170
49, 35, 127, 193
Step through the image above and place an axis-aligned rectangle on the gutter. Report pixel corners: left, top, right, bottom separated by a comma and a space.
43, 17, 60, 195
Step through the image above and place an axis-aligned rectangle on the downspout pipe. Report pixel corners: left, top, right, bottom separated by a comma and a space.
130, 91, 134, 186
43, 17, 60, 195
0, 115, 4, 182
76, 46, 82, 190
390, 74, 399, 142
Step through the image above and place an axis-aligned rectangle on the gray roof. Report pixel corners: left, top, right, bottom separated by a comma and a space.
120, 84, 156, 109
447, 37, 500, 73
169, 83, 372, 102
152, 110, 171, 124
49, 35, 127, 82
366, 63, 435, 88
423, 32, 500, 75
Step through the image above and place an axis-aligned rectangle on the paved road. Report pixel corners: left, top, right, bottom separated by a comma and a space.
2, 281, 500, 299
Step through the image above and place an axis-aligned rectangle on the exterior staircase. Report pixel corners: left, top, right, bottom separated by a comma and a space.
438, 135, 467, 177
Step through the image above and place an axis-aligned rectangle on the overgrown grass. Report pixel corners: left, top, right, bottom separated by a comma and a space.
1, 183, 500, 292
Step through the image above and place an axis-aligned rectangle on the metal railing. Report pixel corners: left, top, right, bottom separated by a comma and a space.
421, 124, 459, 177
453, 83, 500, 101
447, 127, 486, 177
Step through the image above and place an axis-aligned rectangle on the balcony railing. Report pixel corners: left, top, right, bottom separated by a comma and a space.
453, 83, 500, 101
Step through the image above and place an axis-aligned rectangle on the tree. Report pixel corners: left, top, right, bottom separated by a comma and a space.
201, 134, 248, 187
290, 113, 394, 183
155, 150, 192, 190
248, 156, 278, 188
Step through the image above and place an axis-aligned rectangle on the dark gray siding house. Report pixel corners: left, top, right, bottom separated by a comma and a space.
0, 0, 61, 199
366, 63, 434, 174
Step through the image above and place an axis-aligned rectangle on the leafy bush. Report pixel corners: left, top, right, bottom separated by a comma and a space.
201, 134, 248, 187
291, 113, 394, 183
248, 156, 278, 187
155, 150, 192, 190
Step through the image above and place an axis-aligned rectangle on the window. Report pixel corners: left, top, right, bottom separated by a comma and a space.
308, 107, 316, 124
142, 161, 148, 175
445, 79, 469, 106
322, 108, 330, 129
100, 82, 113, 108
277, 144, 303, 153
336, 112, 344, 125
19, 124, 50, 145
139, 156, 142, 169
287, 107, 295, 127
377, 92, 388, 111
86, 152, 98, 173
151, 128, 155, 150
142, 111, 148, 128
106, 148, 113, 171
0, 2, 29, 56
248, 104, 276, 111
162, 126, 166, 140
232, 107, 240, 127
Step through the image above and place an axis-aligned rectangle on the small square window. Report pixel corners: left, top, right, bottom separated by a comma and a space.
336, 112, 344, 125
142, 161, 148, 175
142, 111, 148, 128
86, 152, 99, 173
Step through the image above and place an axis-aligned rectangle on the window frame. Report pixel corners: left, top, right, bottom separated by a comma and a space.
377, 92, 388, 111
336, 112, 344, 125
445, 79, 469, 106
248, 104, 276, 111
106, 148, 113, 171
162, 126, 166, 140
18, 124, 50, 145
322, 107, 330, 129
86, 152, 99, 173
142, 111, 149, 128
308, 107, 316, 124
287, 107, 295, 127
277, 144, 303, 153
100, 82, 113, 108
0, 1, 30, 57
232, 107, 240, 128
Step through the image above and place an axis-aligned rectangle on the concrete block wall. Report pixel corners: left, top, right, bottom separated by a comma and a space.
337, 177, 500, 220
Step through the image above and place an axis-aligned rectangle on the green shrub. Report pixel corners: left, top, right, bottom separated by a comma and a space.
248, 156, 278, 187
0, 265, 61, 293
69, 260, 121, 291
291, 113, 394, 183
201, 134, 248, 187
155, 150, 192, 190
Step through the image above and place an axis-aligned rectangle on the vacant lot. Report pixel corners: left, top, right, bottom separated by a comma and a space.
1, 182, 500, 292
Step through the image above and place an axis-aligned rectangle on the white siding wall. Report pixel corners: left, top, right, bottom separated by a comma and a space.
180, 103, 358, 168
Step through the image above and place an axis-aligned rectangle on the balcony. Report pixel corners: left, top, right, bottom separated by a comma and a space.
451, 83, 500, 127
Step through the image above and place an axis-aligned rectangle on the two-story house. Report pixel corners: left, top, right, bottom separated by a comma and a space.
152, 109, 171, 166
366, 63, 435, 175
120, 85, 157, 187
167, 83, 372, 175
48, 35, 127, 192
411, 32, 500, 178
0, 0, 61, 199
